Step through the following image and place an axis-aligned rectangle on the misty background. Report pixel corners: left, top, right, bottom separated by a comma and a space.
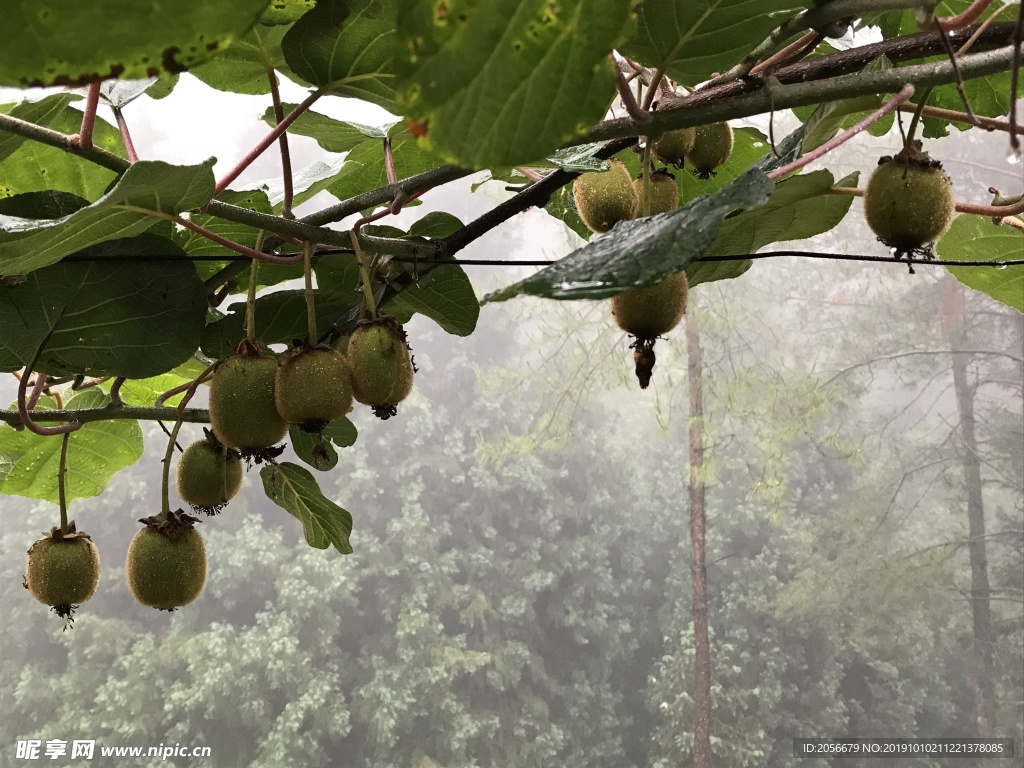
0, 66, 1022, 767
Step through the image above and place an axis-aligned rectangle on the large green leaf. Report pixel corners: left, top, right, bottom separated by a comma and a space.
190, 25, 299, 94
687, 170, 857, 288
0, 390, 143, 504
0, 160, 215, 275
383, 261, 480, 336
260, 461, 353, 553
0, 107, 126, 202
937, 215, 1024, 313
619, 0, 813, 86
485, 167, 775, 302
201, 290, 362, 359
263, 104, 390, 153
395, 0, 633, 168
0, 235, 208, 377
0, 94, 77, 162
0, 0, 272, 87
282, 0, 399, 111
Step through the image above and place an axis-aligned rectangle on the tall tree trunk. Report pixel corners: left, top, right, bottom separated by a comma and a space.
946, 279, 997, 752
685, 311, 713, 768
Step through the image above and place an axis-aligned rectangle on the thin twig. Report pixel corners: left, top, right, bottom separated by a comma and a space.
750, 31, 823, 76
935, 0, 997, 32
898, 102, 1012, 131
58, 432, 70, 535
769, 85, 915, 179
214, 88, 323, 196
615, 67, 652, 124
1010, 2, 1023, 150
167, 213, 304, 265
112, 107, 139, 163
936, 24, 979, 123
108, 377, 126, 406
74, 82, 102, 152
831, 184, 1024, 216
267, 69, 295, 218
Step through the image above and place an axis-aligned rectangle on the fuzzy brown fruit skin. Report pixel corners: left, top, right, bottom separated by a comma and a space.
573, 159, 638, 233
864, 152, 955, 251
26, 537, 100, 608
209, 353, 288, 452
275, 347, 353, 430
612, 272, 689, 339
347, 320, 414, 408
176, 440, 243, 510
687, 122, 734, 178
652, 128, 696, 166
126, 526, 207, 610
634, 170, 679, 216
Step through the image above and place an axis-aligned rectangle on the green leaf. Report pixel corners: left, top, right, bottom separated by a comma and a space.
201, 290, 362, 359
0, 0, 272, 87
0, 390, 143, 504
264, 158, 348, 213
264, 104, 390, 152
384, 261, 480, 336
0, 94, 77, 163
408, 211, 463, 239
260, 0, 316, 26
0, 106, 126, 202
688, 170, 857, 289
282, 0, 399, 111
620, 0, 813, 86
190, 25, 298, 95
797, 57, 892, 151
937, 216, 1024, 313
260, 461, 353, 553
395, 0, 633, 167
485, 168, 775, 302
326, 128, 436, 209
0, 191, 90, 220
0, 234, 208, 377
544, 185, 591, 241
289, 425, 339, 471
175, 188, 273, 261
0, 160, 215, 275
323, 416, 357, 448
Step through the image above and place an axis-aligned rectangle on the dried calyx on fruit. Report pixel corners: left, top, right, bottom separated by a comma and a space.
24, 521, 100, 624
687, 122, 734, 179
634, 168, 679, 216
611, 271, 689, 389
864, 140, 955, 264
209, 338, 288, 460
274, 344, 353, 433
176, 430, 243, 515
347, 315, 415, 420
652, 127, 696, 167
126, 511, 207, 611
572, 158, 638, 233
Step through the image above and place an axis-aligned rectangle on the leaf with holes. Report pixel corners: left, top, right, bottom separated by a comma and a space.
0, 234, 208, 377
290, 425, 339, 471
0, 390, 143, 503
261, 461, 353, 553
0, 0, 271, 87
395, 0, 633, 168
0, 160, 215, 275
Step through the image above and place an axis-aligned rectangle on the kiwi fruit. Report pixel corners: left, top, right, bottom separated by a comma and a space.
25, 525, 100, 619
612, 271, 689, 339
176, 435, 243, 514
687, 122, 734, 179
347, 316, 414, 419
572, 159, 638, 233
864, 141, 955, 254
652, 128, 696, 166
209, 344, 288, 454
126, 516, 207, 610
634, 169, 679, 216
275, 346, 353, 432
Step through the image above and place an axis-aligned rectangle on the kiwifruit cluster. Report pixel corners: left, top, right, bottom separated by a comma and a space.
863, 140, 955, 259
652, 122, 734, 178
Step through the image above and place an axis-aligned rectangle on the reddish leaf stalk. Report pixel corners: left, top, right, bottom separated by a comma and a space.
18, 366, 80, 436
935, 0, 996, 31
112, 107, 139, 163
154, 365, 215, 409
108, 376, 126, 406
214, 88, 324, 196
750, 30, 823, 75
171, 215, 304, 265
26, 374, 46, 410
268, 70, 295, 218
614, 67, 652, 124
768, 84, 915, 180
75, 82, 101, 152
830, 184, 1024, 217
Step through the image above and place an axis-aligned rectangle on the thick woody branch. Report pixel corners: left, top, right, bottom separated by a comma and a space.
0, 406, 210, 427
